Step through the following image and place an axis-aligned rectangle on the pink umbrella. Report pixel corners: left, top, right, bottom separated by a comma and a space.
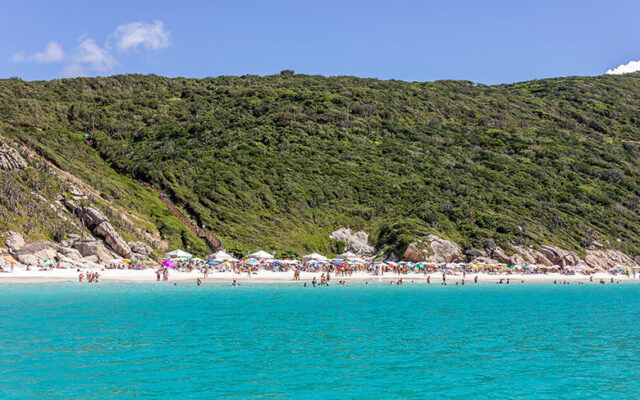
162, 260, 176, 268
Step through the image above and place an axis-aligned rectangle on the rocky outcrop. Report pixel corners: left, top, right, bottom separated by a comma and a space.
330, 228, 375, 256
4, 231, 25, 252
538, 245, 583, 266
13, 241, 58, 265
469, 256, 501, 265
61, 204, 132, 258
512, 245, 552, 266
73, 240, 113, 263
58, 246, 83, 261
128, 241, 153, 256
93, 221, 131, 258
585, 250, 638, 271
403, 235, 464, 263
0, 142, 28, 171
635, 256, 640, 265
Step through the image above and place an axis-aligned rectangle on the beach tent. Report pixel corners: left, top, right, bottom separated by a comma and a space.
191, 258, 205, 263
302, 253, 329, 262
249, 250, 274, 260
165, 249, 193, 260
336, 251, 358, 261
211, 250, 234, 261
283, 259, 299, 265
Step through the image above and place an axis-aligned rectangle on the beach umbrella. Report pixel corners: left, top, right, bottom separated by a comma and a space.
42, 259, 54, 265
205, 259, 219, 265
162, 260, 176, 268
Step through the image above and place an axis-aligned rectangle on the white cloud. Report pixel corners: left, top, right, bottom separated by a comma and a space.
72, 38, 117, 72
11, 41, 64, 63
10, 20, 169, 77
109, 20, 171, 51
606, 60, 640, 75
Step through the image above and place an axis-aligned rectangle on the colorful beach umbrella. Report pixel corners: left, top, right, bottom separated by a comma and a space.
162, 260, 176, 268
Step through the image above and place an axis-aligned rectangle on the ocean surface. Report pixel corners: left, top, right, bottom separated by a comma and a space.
0, 282, 638, 399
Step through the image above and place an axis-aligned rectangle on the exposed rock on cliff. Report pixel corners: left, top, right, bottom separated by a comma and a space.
12, 241, 58, 265
585, 250, 638, 270
0, 142, 27, 171
403, 235, 464, 263
60, 203, 132, 258
4, 231, 25, 252
330, 228, 375, 256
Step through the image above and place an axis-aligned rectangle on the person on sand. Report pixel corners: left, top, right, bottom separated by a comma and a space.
442, 273, 446, 283
156, 270, 161, 282
610, 277, 614, 284
79, 273, 84, 282
312, 277, 317, 287
94, 272, 100, 283
197, 278, 202, 286
461, 279, 465, 286
427, 276, 431, 284
590, 276, 593, 282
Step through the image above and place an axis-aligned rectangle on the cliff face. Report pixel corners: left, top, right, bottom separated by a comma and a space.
0, 137, 204, 261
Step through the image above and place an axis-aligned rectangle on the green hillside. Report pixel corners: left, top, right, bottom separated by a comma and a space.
1, 73, 639, 257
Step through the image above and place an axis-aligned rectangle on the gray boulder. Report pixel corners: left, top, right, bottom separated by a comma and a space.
73, 240, 112, 263
94, 221, 131, 258
13, 241, 58, 265
330, 228, 375, 256
403, 235, 464, 263
128, 241, 153, 256
4, 231, 25, 252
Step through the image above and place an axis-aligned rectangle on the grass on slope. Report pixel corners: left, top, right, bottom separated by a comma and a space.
1, 73, 639, 258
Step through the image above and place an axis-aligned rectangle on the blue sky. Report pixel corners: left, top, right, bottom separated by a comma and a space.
2, 0, 640, 84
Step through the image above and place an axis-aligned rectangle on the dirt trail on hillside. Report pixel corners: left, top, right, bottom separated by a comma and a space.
145, 185, 222, 253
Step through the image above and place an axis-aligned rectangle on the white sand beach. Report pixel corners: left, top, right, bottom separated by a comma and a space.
1, 266, 638, 284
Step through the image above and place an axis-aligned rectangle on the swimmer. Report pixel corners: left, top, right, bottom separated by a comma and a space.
232, 280, 239, 287
474, 275, 478, 284
197, 278, 202, 286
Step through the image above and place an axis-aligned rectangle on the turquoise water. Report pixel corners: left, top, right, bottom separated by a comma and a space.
0, 282, 638, 399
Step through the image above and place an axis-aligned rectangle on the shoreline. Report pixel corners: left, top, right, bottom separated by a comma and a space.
1, 269, 638, 284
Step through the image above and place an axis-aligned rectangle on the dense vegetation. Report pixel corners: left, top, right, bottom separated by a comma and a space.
1, 73, 639, 257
